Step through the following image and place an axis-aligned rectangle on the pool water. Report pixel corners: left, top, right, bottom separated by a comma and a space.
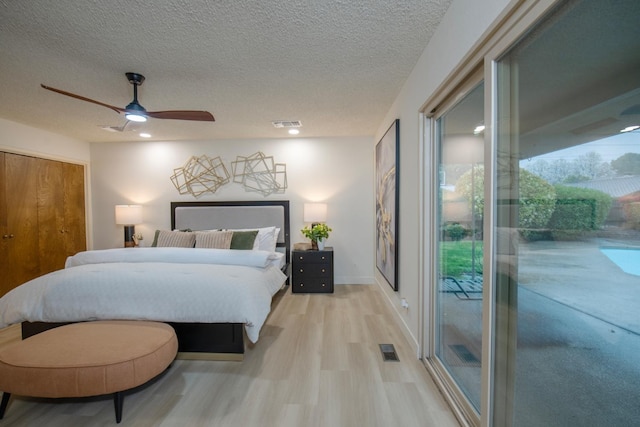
600, 248, 640, 277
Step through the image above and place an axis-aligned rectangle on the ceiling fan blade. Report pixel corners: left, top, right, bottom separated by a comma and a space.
41, 84, 124, 115
145, 110, 215, 122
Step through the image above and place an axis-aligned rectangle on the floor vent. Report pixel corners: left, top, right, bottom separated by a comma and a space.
379, 344, 400, 362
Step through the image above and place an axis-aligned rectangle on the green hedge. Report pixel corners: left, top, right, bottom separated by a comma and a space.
547, 185, 612, 239
456, 167, 556, 241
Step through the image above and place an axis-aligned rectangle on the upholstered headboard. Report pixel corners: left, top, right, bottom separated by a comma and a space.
170, 200, 290, 264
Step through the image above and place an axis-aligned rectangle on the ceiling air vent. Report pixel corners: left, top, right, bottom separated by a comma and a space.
272, 120, 302, 128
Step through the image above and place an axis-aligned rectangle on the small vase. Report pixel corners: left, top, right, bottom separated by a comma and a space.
317, 238, 325, 251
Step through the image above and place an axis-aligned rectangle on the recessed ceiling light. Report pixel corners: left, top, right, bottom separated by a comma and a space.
620, 125, 639, 133
288, 129, 300, 135
139, 132, 151, 138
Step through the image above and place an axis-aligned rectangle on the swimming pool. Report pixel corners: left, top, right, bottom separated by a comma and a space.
600, 247, 640, 277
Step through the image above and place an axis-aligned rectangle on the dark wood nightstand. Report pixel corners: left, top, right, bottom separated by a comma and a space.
291, 247, 334, 293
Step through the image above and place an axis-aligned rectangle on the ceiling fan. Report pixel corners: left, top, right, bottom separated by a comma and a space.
41, 72, 215, 122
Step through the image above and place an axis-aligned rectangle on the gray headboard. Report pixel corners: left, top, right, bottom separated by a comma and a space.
170, 200, 290, 264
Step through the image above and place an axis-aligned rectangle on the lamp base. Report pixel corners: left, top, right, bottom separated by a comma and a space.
124, 225, 136, 248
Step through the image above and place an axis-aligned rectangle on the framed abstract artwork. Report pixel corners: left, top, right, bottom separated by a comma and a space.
376, 119, 399, 291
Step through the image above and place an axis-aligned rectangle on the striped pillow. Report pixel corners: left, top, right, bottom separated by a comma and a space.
195, 230, 233, 249
156, 230, 196, 248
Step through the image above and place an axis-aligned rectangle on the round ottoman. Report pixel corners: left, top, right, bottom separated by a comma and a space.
0, 320, 178, 423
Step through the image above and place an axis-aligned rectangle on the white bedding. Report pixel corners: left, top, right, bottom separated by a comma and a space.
0, 248, 287, 343
65, 247, 285, 269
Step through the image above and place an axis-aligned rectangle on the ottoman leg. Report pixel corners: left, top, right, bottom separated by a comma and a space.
0, 392, 11, 419
114, 391, 124, 423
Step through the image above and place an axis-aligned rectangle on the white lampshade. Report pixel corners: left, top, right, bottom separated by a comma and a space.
303, 203, 327, 223
115, 205, 143, 225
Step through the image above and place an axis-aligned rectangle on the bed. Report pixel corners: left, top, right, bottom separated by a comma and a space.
1, 200, 290, 360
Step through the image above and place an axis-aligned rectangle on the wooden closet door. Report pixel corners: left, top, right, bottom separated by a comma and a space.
2, 153, 39, 295
38, 160, 86, 275
62, 162, 86, 257
0, 153, 7, 296
38, 158, 66, 275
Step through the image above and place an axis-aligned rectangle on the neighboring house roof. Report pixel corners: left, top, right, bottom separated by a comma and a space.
566, 175, 640, 198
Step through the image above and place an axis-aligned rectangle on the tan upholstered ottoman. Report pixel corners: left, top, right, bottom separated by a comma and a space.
0, 320, 178, 423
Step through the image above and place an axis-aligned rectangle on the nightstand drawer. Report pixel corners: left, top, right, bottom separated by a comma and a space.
291, 278, 333, 293
294, 251, 332, 263
294, 263, 331, 277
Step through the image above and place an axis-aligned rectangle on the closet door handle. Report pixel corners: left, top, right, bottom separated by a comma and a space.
3, 234, 14, 239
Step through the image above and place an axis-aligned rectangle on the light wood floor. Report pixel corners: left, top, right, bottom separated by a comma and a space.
0, 285, 459, 426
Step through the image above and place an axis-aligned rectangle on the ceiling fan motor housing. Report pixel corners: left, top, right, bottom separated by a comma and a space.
126, 72, 145, 86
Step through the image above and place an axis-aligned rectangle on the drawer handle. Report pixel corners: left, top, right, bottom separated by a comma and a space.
299, 269, 304, 273
321, 269, 325, 273
322, 283, 325, 287
321, 256, 325, 260
3, 234, 14, 239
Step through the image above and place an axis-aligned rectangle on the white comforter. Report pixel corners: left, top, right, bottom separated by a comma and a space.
0, 248, 287, 343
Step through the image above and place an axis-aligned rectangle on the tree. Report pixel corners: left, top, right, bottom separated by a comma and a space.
573, 151, 612, 180
611, 153, 640, 175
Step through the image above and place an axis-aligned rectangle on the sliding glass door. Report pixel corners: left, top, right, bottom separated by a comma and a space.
493, 0, 640, 425
424, 0, 640, 425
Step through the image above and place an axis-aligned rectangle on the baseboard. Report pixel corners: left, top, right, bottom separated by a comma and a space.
374, 279, 420, 358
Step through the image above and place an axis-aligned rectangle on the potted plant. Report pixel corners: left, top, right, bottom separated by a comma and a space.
301, 223, 332, 250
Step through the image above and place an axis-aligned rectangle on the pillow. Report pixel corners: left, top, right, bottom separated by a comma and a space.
227, 226, 277, 251
152, 229, 191, 247
273, 227, 281, 251
230, 230, 259, 250
153, 230, 196, 248
195, 230, 233, 249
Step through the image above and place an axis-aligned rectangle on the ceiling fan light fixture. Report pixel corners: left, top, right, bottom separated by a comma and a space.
124, 101, 147, 122
125, 113, 147, 122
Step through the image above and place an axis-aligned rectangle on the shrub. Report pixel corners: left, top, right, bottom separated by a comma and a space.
456, 166, 557, 241
547, 185, 612, 239
443, 222, 468, 241
620, 193, 640, 230
624, 202, 640, 230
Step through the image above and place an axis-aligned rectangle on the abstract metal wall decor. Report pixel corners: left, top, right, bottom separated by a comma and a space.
231, 151, 287, 196
170, 155, 230, 197
376, 119, 399, 291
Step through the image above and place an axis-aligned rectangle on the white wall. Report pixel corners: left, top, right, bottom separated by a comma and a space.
90, 136, 374, 285
0, 118, 90, 163
373, 0, 512, 351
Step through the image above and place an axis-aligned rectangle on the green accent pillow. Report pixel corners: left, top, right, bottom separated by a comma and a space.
230, 230, 259, 249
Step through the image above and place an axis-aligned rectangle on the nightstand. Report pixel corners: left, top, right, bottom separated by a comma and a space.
291, 247, 334, 293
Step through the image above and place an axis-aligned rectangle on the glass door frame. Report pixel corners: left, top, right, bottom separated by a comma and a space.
425, 70, 486, 427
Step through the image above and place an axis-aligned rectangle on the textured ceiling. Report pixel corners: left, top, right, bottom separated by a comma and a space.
0, 0, 452, 143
